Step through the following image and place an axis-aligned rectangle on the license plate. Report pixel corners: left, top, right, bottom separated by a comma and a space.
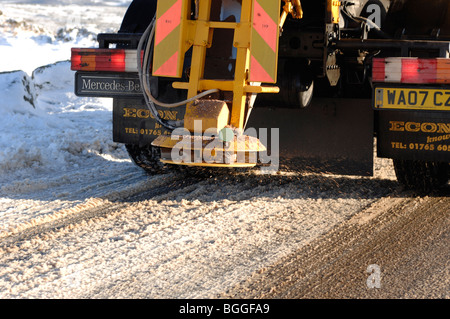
375, 86, 450, 111
75, 72, 143, 98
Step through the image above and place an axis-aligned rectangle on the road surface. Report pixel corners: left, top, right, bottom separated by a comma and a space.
0, 156, 448, 299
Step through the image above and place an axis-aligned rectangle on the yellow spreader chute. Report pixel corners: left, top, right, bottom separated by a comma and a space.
150, 0, 303, 167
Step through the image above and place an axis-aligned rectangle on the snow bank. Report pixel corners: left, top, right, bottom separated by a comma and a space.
0, 17, 98, 75
0, 3, 130, 180
0, 3, 128, 74
2, 1, 131, 6
0, 61, 128, 177
0, 70, 36, 114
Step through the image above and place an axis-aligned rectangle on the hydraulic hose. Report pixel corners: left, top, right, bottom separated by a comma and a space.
137, 16, 219, 130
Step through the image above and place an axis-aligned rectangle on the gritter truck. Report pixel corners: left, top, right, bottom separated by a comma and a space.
71, 0, 450, 192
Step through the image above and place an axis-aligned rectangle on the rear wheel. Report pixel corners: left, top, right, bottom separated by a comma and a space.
278, 59, 314, 108
120, 1, 172, 175
118, 0, 157, 34
393, 160, 450, 192
126, 144, 178, 175
298, 80, 314, 108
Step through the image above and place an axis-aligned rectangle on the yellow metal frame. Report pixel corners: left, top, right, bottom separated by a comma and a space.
174, 0, 273, 130
160, 159, 256, 168
152, 0, 305, 131
327, 0, 341, 24
152, 0, 304, 167
280, 0, 303, 28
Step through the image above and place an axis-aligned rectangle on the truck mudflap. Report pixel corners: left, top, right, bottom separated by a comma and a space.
376, 110, 450, 162
247, 98, 374, 176
113, 97, 186, 147
113, 96, 374, 176
375, 84, 450, 163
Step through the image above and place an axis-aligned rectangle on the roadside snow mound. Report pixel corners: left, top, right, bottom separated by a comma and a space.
2, 0, 131, 6
0, 61, 128, 176
0, 9, 99, 74
0, 70, 36, 114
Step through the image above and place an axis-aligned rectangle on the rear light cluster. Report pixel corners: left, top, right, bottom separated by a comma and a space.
373, 57, 450, 84
71, 48, 142, 72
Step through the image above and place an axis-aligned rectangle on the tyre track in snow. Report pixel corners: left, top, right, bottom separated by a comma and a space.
0, 169, 201, 248
222, 191, 450, 299
0, 165, 400, 298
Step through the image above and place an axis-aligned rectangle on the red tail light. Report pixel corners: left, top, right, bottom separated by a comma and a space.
373, 57, 450, 84
71, 48, 141, 72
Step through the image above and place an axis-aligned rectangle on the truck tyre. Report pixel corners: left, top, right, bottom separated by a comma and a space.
119, 1, 173, 175
119, 0, 157, 34
126, 144, 177, 175
393, 160, 450, 192
298, 81, 314, 108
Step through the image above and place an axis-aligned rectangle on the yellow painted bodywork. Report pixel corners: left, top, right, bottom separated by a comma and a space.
152, 134, 267, 152
154, 0, 287, 130
327, 0, 341, 24
151, 0, 301, 167
184, 100, 230, 134
160, 160, 256, 168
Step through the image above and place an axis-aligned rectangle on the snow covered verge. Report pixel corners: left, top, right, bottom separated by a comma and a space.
0, 62, 129, 176
0, 2, 130, 74
0, 3, 132, 188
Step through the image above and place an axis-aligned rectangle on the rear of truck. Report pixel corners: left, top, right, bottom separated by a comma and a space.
371, 0, 450, 191
71, 0, 450, 191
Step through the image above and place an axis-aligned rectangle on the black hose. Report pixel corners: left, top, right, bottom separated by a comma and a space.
137, 17, 182, 131
137, 16, 219, 131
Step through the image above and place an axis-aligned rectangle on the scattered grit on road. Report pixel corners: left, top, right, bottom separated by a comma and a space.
0, 156, 448, 299
222, 194, 449, 299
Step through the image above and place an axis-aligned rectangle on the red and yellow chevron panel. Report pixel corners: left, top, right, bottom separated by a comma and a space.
153, 0, 187, 78
249, 0, 281, 83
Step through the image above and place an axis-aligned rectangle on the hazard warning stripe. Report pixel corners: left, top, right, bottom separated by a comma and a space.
154, 51, 179, 77
153, 24, 182, 76
154, 0, 182, 46
252, 0, 278, 52
250, 31, 277, 83
249, 0, 280, 83
373, 57, 450, 84
153, 0, 183, 77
